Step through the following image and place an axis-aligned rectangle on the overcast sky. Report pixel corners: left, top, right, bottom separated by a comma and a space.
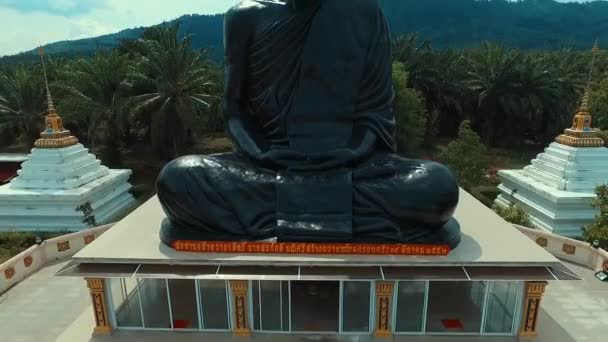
0, 0, 600, 56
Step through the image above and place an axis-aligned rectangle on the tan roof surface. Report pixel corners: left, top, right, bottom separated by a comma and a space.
74, 189, 559, 267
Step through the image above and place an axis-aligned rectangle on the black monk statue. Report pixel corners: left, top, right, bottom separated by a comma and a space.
157, 0, 461, 248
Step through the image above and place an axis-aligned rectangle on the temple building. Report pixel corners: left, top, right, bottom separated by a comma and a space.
0, 49, 136, 232
58, 190, 578, 339
495, 42, 608, 237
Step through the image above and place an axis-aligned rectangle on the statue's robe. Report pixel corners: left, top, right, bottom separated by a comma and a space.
157, 0, 460, 247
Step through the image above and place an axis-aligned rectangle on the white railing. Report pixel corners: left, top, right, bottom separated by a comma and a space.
0, 224, 113, 294
514, 225, 608, 272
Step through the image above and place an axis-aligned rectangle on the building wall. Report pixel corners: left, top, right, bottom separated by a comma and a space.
105, 278, 525, 337
0, 224, 112, 294
515, 225, 608, 271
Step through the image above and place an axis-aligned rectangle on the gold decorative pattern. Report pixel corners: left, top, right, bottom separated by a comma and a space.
85, 278, 112, 335
374, 282, 394, 337
229, 280, 251, 336
57, 241, 71, 252
536, 237, 548, 248
555, 41, 604, 148
23, 256, 33, 268
84, 234, 95, 245
4, 267, 15, 280
562, 244, 576, 255
520, 281, 548, 337
172, 240, 451, 256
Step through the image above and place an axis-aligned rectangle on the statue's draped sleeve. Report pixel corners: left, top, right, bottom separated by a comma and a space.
352, 8, 396, 156
223, 7, 269, 164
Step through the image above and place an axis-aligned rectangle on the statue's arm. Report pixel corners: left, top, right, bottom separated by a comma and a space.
223, 7, 269, 164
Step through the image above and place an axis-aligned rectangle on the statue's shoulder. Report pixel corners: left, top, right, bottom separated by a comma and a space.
226, 0, 284, 22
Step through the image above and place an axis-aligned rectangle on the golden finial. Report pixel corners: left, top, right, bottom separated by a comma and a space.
592, 39, 600, 55
38, 46, 56, 115
554, 40, 604, 147
577, 87, 590, 114
34, 45, 79, 149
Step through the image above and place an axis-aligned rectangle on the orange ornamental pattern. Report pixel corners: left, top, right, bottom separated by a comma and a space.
4, 267, 15, 280
23, 256, 33, 268
172, 241, 450, 256
84, 234, 95, 245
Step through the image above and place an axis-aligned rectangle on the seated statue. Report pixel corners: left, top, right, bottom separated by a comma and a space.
157, 0, 461, 248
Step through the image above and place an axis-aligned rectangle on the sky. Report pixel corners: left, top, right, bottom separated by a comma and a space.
0, 0, 600, 56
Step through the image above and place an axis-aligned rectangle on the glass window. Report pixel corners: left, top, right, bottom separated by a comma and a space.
395, 281, 426, 333
139, 279, 171, 329
251, 281, 290, 331
199, 280, 230, 330
168, 279, 199, 329
291, 281, 339, 332
109, 278, 143, 328
252, 281, 289, 331
426, 281, 487, 333
342, 281, 371, 332
484, 281, 521, 334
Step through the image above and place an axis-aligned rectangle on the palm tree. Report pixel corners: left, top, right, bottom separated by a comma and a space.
466, 42, 526, 146
129, 23, 216, 160
394, 35, 470, 146
523, 51, 583, 145
54, 50, 133, 166
0, 66, 46, 147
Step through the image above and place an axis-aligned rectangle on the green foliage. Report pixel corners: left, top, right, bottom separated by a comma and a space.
0, 232, 65, 263
392, 62, 426, 155
597, 131, 608, 148
54, 50, 134, 166
591, 79, 608, 130
493, 203, 532, 227
582, 185, 608, 250
437, 120, 489, 191
0, 65, 46, 147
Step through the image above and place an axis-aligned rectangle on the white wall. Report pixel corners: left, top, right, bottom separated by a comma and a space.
0, 224, 113, 294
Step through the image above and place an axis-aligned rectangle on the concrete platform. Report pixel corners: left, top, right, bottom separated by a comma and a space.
73, 190, 559, 268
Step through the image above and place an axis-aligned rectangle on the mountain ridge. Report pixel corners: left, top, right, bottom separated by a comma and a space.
2, 0, 608, 64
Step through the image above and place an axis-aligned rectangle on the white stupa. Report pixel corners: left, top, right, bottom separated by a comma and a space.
495, 42, 608, 237
0, 49, 136, 232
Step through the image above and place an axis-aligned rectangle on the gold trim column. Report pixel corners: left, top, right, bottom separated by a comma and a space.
85, 278, 112, 336
230, 280, 251, 336
520, 281, 548, 338
374, 281, 394, 337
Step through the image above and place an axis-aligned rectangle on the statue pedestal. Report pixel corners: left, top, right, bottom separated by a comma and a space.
496, 142, 608, 237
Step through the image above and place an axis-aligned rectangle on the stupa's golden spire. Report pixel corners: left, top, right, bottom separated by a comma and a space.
34, 46, 78, 149
555, 40, 604, 147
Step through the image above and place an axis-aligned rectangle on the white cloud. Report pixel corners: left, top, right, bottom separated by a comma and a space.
0, 0, 237, 56
48, 0, 79, 12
